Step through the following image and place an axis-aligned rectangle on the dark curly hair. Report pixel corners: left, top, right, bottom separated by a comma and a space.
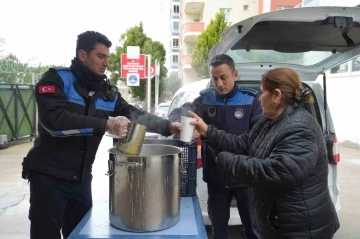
76, 31, 112, 56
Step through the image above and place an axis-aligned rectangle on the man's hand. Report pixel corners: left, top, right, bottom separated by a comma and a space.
188, 110, 208, 138
169, 122, 182, 136
192, 130, 200, 142
106, 116, 130, 138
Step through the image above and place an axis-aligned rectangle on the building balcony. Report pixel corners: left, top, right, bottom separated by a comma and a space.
182, 22, 204, 42
183, 0, 205, 13
182, 54, 194, 72
182, 54, 192, 65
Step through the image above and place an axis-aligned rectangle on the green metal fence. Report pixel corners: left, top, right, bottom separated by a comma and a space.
0, 84, 36, 142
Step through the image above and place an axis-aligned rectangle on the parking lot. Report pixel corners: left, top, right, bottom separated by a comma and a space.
0, 137, 359, 239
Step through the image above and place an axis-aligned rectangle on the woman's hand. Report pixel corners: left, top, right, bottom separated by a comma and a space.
187, 110, 208, 138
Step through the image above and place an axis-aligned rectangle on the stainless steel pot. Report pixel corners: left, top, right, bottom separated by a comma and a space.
107, 144, 184, 232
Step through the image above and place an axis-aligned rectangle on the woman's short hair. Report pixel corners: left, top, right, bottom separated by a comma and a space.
261, 68, 314, 105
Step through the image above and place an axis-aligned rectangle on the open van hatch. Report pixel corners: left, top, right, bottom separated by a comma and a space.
209, 7, 360, 80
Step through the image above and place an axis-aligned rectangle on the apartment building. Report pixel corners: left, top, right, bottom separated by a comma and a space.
259, 0, 301, 13
178, 0, 259, 85
168, 0, 181, 74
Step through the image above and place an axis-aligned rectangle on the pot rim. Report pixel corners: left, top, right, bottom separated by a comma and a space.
108, 144, 183, 157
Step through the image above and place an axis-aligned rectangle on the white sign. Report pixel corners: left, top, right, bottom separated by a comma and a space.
127, 73, 140, 86
127, 46, 140, 59
156, 61, 160, 75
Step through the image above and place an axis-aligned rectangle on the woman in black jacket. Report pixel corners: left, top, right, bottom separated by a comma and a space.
188, 68, 339, 239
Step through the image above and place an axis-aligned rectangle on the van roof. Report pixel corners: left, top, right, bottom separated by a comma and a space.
173, 79, 210, 97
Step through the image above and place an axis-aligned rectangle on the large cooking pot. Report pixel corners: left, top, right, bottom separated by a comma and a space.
107, 144, 184, 232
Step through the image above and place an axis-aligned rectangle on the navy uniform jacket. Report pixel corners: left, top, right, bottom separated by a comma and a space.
23, 68, 172, 181
168, 83, 263, 188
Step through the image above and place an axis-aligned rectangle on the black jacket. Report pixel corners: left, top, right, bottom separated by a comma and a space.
205, 105, 339, 238
169, 84, 263, 188
23, 68, 172, 181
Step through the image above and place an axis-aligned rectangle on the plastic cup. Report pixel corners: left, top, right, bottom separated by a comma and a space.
180, 116, 195, 143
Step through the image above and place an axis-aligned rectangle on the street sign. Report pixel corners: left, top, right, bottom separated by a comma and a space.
121, 54, 146, 79
127, 73, 140, 86
126, 46, 140, 59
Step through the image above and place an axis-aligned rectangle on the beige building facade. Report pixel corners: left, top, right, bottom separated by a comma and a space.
178, 0, 259, 85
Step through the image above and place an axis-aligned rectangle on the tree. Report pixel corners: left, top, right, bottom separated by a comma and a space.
108, 22, 168, 108
191, 12, 230, 78
163, 72, 181, 101
0, 55, 60, 84
0, 55, 30, 83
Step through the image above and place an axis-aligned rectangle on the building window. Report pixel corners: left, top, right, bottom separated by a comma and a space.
172, 38, 179, 48
330, 62, 349, 74
173, 22, 179, 32
243, 5, 249, 10
187, 47, 194, 55
220, 8, 232, 22
352, 56, 360, 72
172, 55, 179, 64
173, 5, 179, 15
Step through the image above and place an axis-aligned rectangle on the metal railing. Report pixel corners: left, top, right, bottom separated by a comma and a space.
0, 84, 36, 142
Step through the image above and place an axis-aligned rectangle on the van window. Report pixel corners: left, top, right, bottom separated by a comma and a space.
228, 49, 335, 66
237, 81, 321, 127
330, 61, 349, 74
168, 91, 200, 115
352, 56, 360, 72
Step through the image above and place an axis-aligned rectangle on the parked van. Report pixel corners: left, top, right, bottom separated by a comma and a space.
168, 6, 357, 225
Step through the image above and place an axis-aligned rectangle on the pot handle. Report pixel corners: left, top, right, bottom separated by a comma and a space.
116, 161, 144, 168
180, 153, 187, 173
105, 160, 114, 176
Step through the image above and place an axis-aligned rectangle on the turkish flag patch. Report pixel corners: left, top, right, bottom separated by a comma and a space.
38, 85, 55, 94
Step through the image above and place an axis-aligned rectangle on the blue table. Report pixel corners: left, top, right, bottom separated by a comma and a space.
68, 191, 208, 239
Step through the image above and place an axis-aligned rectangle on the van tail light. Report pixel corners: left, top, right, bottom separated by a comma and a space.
332, 135, 340, 164
196, 139, 203, 169
325, 132, 340, 165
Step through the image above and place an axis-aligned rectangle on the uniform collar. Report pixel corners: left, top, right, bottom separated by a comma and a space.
217, 83, 238, 99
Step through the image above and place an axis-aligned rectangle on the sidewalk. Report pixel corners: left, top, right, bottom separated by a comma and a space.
0, 137, 113, 239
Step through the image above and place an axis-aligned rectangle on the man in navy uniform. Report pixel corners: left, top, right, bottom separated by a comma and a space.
169, 54, 262, 239
22, 31, 180, 239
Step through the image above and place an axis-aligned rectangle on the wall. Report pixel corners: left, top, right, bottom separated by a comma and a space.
271, 0, 301, 10
202, 0, 259, 27
316, 64, 360, 144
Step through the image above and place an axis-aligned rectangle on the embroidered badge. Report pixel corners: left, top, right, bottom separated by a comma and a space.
234, 108, 244, 119
38, 85, 55, 94
207, 107, 216, 118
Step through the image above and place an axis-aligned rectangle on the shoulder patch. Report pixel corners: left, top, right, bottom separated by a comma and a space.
200, 87, 216, 96
239, 87, 258, 96
38, 85, 56, 94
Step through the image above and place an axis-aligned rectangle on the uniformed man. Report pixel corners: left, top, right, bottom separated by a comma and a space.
169, 54, 263, 239
22, 31, 181, 239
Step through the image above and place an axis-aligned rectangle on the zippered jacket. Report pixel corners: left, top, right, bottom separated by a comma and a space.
206, 105, 340, 238
23, 68, 172, 181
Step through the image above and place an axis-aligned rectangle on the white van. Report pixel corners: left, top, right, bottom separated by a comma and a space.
167, 6, 358, 226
